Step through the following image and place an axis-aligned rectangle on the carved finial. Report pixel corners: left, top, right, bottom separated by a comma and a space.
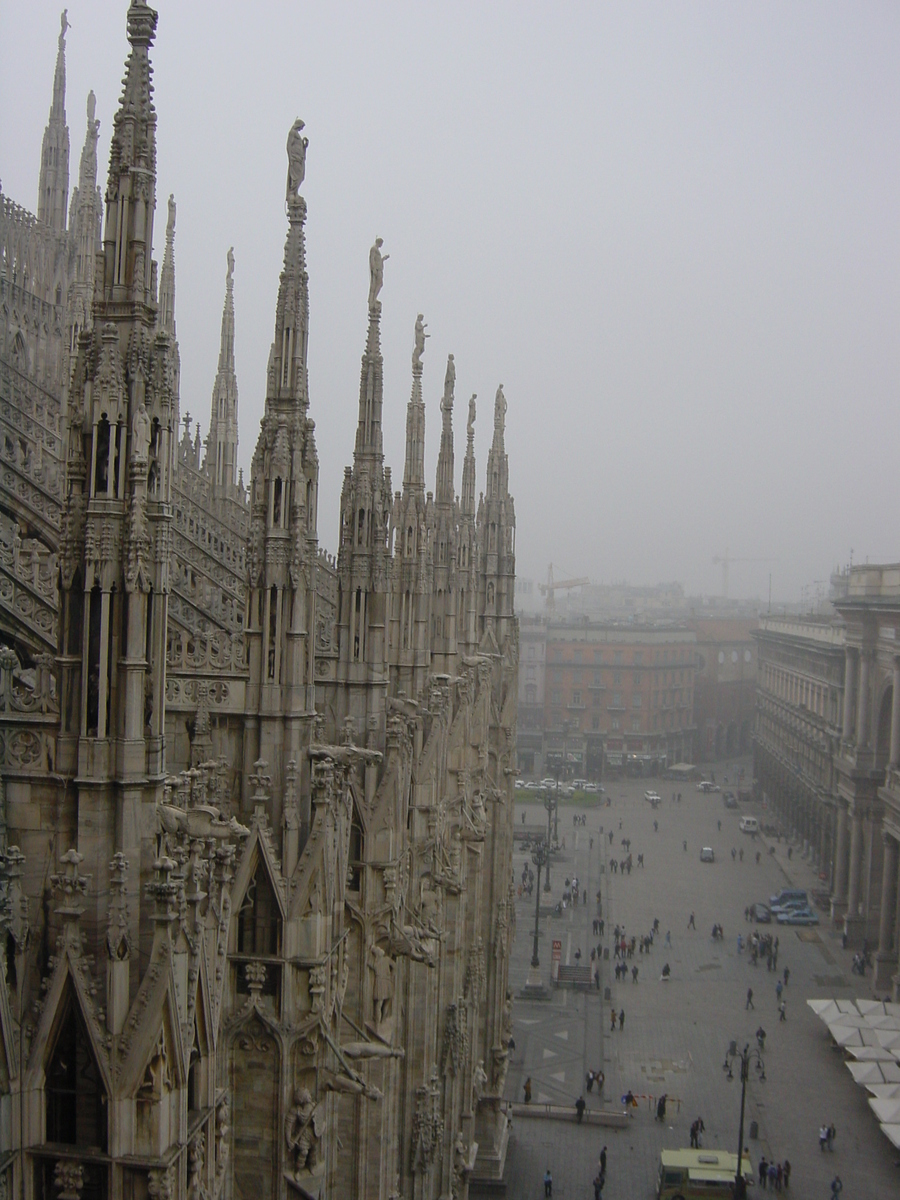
249, 759, 272, 805
146, 856, 180, 926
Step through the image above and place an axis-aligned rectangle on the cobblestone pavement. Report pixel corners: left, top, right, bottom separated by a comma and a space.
502, 763, 900, 1199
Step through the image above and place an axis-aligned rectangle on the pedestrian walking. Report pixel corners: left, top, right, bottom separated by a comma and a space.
594, 967, 600, 990
575, 1095, 586, 1123
776, 980, 783, 1002
758, 1156, 768, 1189
830, 1176, 842, 1197
782, 1159, 790, 1188
819, 1124, 828, 1151
586, 1070, 594, 1093
739, 848, 744, 861
599, 1146, 607, 1176
688, 911, 696, 929
683, 839, 688, 852
746, 987, 754, 1010
610, 1008, 617, 1032
593, 1172, 604, 1199
523, 1077, 532, 1103
827, 1123, 835, 1150
665, 930, 672, 947
783, 966, 790, 987
618, 1008, 625, 1030
656, 1094, 667, 1121
632, 964, 639, 983
544, 1167, 553, 1197
779, 1000, 786, 1022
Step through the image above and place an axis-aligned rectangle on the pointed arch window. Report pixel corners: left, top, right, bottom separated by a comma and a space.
237, 860, 282, 957
46, 980, 108, 1151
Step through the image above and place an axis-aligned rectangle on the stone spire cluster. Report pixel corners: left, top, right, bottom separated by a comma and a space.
38, 9, 71, 231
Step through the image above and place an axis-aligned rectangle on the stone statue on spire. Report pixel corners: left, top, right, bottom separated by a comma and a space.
494, 384, 506, 433
227, 246, 235, 283
59, 9, 71, 51
412, 314, 429, 367
442, 354, 455, 415
166, 193, 176, 239
286, 118, 308, 203
467, 394, 477, 438
368, 238, 388, 309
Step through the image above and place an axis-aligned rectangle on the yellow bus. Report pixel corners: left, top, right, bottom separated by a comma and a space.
657, 1149, 754, 1199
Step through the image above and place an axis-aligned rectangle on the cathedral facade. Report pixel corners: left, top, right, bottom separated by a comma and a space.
0, 7, 517, 1200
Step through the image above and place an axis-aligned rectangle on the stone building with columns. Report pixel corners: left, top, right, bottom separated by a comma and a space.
0, 6, 517, 1200
753, 614, 845, 882
754, 568, 900, 999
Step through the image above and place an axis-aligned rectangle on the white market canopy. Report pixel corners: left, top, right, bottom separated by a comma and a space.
810, 998, 900, 1149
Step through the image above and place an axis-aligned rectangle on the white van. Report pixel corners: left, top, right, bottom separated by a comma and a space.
739, 816, 759, 834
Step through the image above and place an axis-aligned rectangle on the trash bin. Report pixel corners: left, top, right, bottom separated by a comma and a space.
749, 1120, 759, 1140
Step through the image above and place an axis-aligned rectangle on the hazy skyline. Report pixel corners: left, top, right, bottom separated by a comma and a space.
3, 2, 899, 602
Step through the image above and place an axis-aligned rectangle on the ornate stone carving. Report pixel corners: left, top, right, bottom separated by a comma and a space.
410, 1073, 443, 1174
285, 1087, 325, 1176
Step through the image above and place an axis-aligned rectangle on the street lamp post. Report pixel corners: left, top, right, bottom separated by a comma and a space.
530, 840, 549, 969
723, 1041, 765, 1200
542, 790, 554, 890
523, 840, 550, 995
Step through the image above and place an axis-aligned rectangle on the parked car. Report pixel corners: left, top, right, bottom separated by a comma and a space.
777, 906, 820, 926
584, 783, 599, 794
700, 846, 715, 863
769, 888, 808, 909
723, 795, 738, 809
514, 779, 525, 790
770, 897, 811, 917
750, 903, 771, 923
539, 778, 556, 789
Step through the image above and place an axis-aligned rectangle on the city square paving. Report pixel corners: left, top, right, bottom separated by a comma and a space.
501, 764, 900, 1198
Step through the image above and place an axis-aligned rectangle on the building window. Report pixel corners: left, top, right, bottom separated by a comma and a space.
613, 672, 621, 685
634, 651, 643, 665
633, 694, 642, 708
633, 671, 642, 685
611, 718, 620, 731
592, 716, 600, 730
525, 684, 536, 704
614, 651, 623, 664
632, 717, 641, 731
573, 691, 582, 706
551, 690, 561, 705
612, 692, 622, 707
593, 672, 602, 686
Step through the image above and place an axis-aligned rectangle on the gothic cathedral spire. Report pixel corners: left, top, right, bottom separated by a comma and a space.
38, 10, 70, 232
245, 120, 319, 833
207, 248, 240, 492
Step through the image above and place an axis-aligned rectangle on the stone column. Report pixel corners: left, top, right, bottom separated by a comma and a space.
857, 652, 870, 750
842, 649, 856, 744
832, 804, 849, 912
875, 833, 899, 990
890, 659, 900, 769
847, 810, 864, 918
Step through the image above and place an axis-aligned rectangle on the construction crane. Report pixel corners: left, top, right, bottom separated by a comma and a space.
712, 549, 775, 600
538, 563, 590, 614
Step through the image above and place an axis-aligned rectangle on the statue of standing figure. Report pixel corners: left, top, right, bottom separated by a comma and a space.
494, 383, 507, 434
286, 118, 308, 202
368, 238, 389, 308
442, 354, 455, 414
227, 246, 235, 284
412, 314, 429, 367
467, 394, 476, 438
132, 403, 151, 463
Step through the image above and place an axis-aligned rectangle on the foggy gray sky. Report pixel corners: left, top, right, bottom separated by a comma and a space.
4, 2, 900, 603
